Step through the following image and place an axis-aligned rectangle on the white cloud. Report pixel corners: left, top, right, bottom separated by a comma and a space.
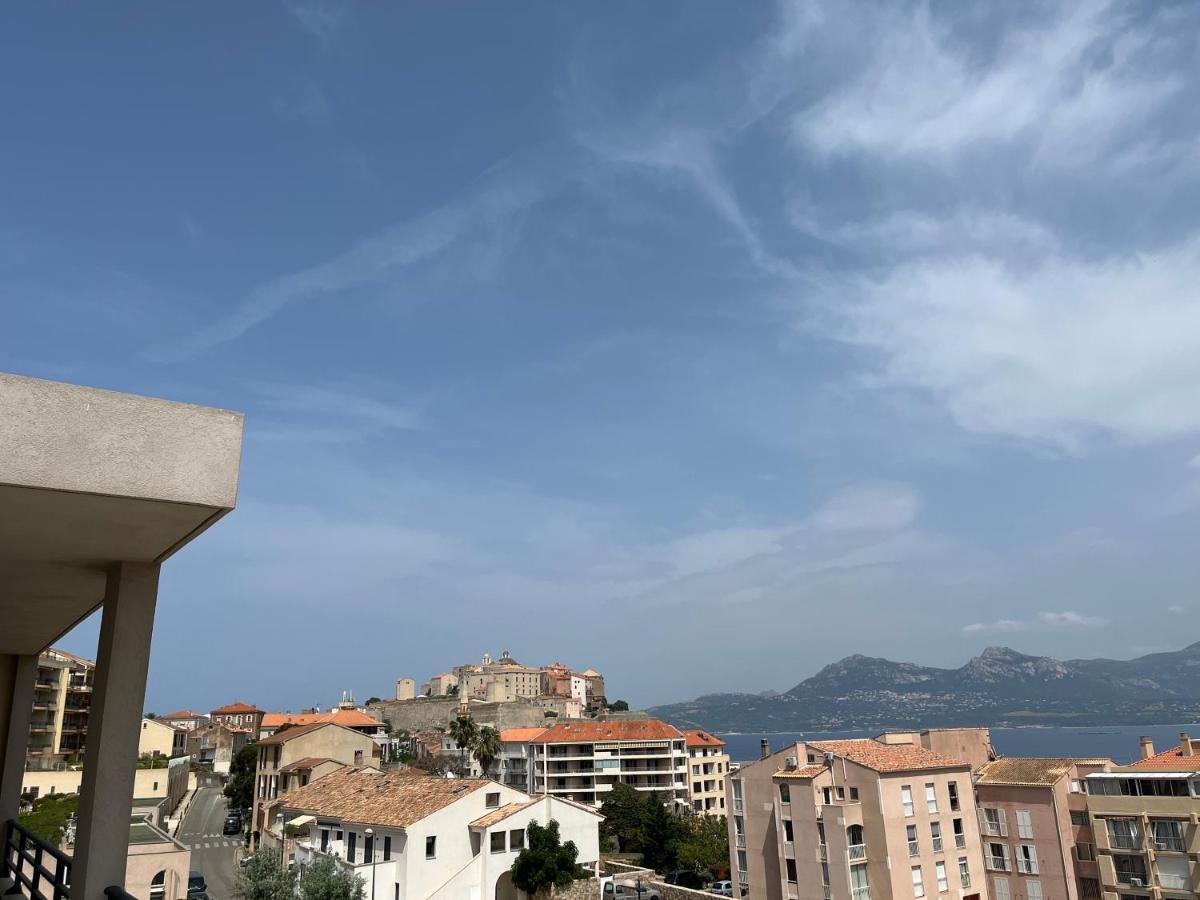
250, 382, 422, 432
810, 482, 922, 532
1168, 604, 1185, 614
814, 237, 1200, 449
963, 610, 1108, 633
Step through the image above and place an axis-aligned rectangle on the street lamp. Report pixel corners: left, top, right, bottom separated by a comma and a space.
365, 827, 377, 900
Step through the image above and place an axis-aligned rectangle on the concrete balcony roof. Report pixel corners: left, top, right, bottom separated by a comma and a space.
0, 372, 243, 655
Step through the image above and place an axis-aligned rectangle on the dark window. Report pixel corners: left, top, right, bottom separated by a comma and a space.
1071, 811, 1090, 827
321, 830, 329, 853
786, 859, 797, 883
823, 787, 832, 804
850, 787, 859, 801
347, 832, 357, 862
383, 836, 391, 861
426, 836, 437, 859
784, 819, 794, 842
510, 829, 525, 851
1080, 879, 1100, 899
779, 783, 790, 803
948, 781, 960, 811
335, 830, 343, 841
491, 832, 506, 853
364, 834, 374, 862
486, 792, 501, 808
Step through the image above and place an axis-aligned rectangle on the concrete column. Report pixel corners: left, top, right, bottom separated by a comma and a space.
72, 562, 160, 900
0, 653, 39, 824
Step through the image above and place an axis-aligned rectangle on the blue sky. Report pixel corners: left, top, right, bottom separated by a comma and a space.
5, 1, 1200, 712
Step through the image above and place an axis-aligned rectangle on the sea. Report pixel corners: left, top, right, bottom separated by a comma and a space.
720, 722, 1200, 765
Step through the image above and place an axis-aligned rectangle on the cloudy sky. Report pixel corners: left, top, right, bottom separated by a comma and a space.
5, 1, 1200, 712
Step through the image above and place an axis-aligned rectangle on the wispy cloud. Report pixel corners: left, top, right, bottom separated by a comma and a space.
963, 610, 1108, 634
250, 381, 423, 431
285, 0, 350, 49
811, 482, 922, 533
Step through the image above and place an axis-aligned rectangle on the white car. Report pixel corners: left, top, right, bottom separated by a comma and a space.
602, 882, 663, 900
709, 881, 734, 896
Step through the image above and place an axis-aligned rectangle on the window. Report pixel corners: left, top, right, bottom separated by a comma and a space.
784, 819, 794, 842
948, 781, 959, 811
354, 750, 363, 765
383, 836, 391, 861
152, 781, 159, 791
1070, 810, 1089, 827
1107, 818, 1140, 850
817, 821, 826, 846
486, 792, 500, 808
1079, 878, 1100, 899
1018, 845, 1038, 874
953, 818, 965, 848
930, 821, 943, 852
1151, 819, 1185, 851
335, 830, 343, 841
851, 864, 870, 900
321, 830, 329, 853
1070, 779, 1082, 793
1027, 881, 1042, 900
982, 807, 1007, 836
786, 859, 798, 883
936, 861, 948, 893
925, 783, 938, 813
1016, 810, 1033, 839
908, 824, 920, 856
425, 836, 436, 859
994, 878, 1011, 900
837, 786, 846, 800
850, 786, 859, 800
779, 783, 791, 803
958, 858, 971, 889
987, 843, 1010, 871
347, 832, 357, 862
364, 834, 374, 863
510, 829, 524, 851
902, 785, 914, 816
823, 787, 832, 804
1076, 843, 1094, 862
912, 865, 925, 898
694, 782, 702, 793
491, 832, 506, 853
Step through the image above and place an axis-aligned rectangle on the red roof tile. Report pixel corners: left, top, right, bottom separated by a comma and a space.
684, 730, 726, 748
262, 710, 384, 729
161, 710, 208, 720
809, 739, 968, 773
500, 727, 548, 743
1126, 744, 1200, 771
533, 719, 682, 743
211, 702, 263, 715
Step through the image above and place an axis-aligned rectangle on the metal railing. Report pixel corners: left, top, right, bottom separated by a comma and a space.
1017, 860, 1038, 874
909, 840, 920, 856
955, 834, 966, 849
986, 856, 1010, 872
851, 886, 871, 900
3, 819, 72, 900
931, 837, 943, 852
961, 873, 971, 889
848, 844, 867, 860
1109, 833, 1141, 850
1158, 873, 1189, 890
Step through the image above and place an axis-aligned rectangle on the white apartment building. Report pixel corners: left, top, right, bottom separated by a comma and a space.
280, 766, 602, 900
528, 720, 690, 809
685, 730, 730, 816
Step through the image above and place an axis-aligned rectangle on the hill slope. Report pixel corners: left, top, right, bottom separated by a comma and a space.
648, 642, 1200, 732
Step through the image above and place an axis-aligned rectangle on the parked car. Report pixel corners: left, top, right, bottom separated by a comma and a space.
223, 814, 242, 835
709, 881, 734, 896
187, 871, 207, 899
602, 882, 662, 900
665, 870, 709, 889
239, 853, 255, 868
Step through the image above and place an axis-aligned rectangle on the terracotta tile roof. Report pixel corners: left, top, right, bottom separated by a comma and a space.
256, 722, 331, 745
809, 739, 968, 773
263, 710, 384, 729
278, 766, 490, 827
977, 757, 1111, 786
211, 702, 263, 715
1126, 744, 1200, 771
470, 799, 540, 828
684, 730, 726, 749
279, 757, 336, 774
500, 727, 547, 743
161, 710, 207, 720
776, 764, 829, 779
534, 720, 683, 743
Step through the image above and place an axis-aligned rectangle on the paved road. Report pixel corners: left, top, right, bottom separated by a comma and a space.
178, 783, 244, 900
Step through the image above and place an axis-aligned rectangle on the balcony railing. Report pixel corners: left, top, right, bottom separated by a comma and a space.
848, 844, 866, 861
932, 837, 943, 852
986, 856, 1010, 872
1153, 836, 1185, 852
981, 821, 1007, 837
1109, 833, 1142, 850
909, 840, 920, 857
954, 834, 966, 849
3, 819, 72, 900
736, 834, 745, 849
1116, 871, 1149, 887
1158, 873, 1189, 891
851, 887, 870, 900
819, 845, 827, 861
1017, 860, 1038, 874
961, 873, 971, 889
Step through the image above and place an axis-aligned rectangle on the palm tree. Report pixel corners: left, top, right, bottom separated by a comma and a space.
448, 715, 478, 770
473, 726, 502, 778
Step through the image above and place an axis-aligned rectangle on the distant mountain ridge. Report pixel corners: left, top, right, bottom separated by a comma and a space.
648, 641, 1200, 732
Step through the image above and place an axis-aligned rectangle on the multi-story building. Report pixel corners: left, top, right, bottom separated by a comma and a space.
528, 719, 689, 809
728, 732, 989, 900
278, 766, 602, 900
251, 721, 382, 847
975, 758, 1112, 900
138, 717, 188, 759
26, 647, 95, 770
185, 720, 250, 774
686, 730, 730, 817
458, 652, 544, 703
1085, 734, 1200, 900
259, 709, 388, 744
209, 702, 266, 740
421, 672, 458, 697
157, 710, 209, 732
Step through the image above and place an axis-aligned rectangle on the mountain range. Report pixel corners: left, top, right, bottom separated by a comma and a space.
648, 642, 1200, 732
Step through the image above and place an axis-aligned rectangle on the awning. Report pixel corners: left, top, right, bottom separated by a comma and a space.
1088, 772, 1194, 779
287, 814, 316, 826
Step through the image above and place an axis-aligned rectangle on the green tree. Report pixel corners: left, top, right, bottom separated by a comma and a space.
19, 793, 79, 846
448, 715, 477, 768
511, 820, 580, 895
676, 814, 729, 878
609, 700, 629, 712
640, 793, 685, 873
233, 848, 295, 900
473, 726, 501, 777
297, 854, 365, 900
225, 743, 259, 811
599, 782, 646, 853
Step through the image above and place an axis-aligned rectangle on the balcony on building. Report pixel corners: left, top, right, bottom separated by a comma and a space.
0, 373, 242, 900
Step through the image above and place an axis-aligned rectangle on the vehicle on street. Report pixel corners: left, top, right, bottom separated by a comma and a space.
223, 813, 242, 835
602, 881, 662, 899
239, 853, 255, 868
187, 871, 208, 899
709, 881, 734, 896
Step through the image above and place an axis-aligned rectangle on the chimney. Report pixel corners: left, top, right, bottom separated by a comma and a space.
1180, 733, 1193, 757
1139, 736, 1155, 759
760, 739, 771, 760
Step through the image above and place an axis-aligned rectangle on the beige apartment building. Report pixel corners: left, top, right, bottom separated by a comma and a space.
210, 702, 266, 740
1084, 734, 1200, 900
975, 758, 1112, 900
686, 730, 730, 816
26, 647, 95, 770
729, 731, 991, 900
137, 718, 187, 759
529, 719, 690, 808
251, 721, 382, 847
